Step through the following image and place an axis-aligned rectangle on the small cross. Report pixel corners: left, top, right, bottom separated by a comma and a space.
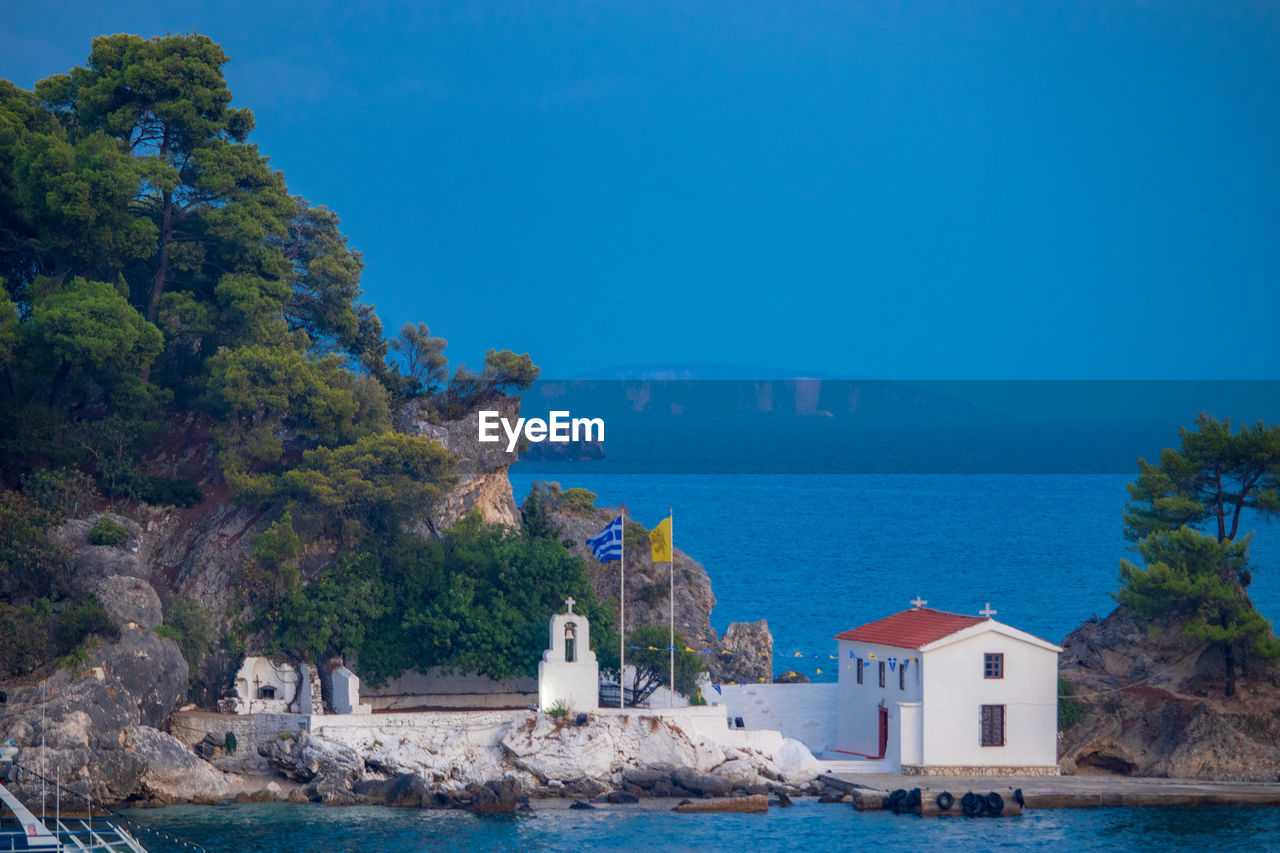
910, 596, 927, 609
980, 602, 997, 619
564, 596, 576, 614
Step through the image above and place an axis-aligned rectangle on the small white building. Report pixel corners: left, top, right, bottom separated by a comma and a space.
538, 597, 599, 713
834, 601, 1061, 774
222, 656, 324, 715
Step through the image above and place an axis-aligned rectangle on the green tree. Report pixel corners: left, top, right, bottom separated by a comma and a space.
281, 432, 456, 541
36, 33, 290, 324
391, 322, 448, 396
441, 349, 539, 416
1118, 527, 1280, 696
1120, 415, 1280, 696
24, 276, 162, 407
598, 625, 704, 705
1126, 413, 1280, 548
206, 345, 390, 500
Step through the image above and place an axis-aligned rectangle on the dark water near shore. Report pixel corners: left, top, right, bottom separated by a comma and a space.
123, 801, 1280, 852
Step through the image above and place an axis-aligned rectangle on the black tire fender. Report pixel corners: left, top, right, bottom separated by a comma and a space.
935, 791, 955, 811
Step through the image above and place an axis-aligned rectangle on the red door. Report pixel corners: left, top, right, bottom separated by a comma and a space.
877, 707, 889, 759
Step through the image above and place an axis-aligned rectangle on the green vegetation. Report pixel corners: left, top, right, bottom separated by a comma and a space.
0, 33, 570, 686
597, 625, 705, 704
547, 699, 570, 719
1117, 415, 1280, 696
87, 516, 131, 546
1057, 678, 1082, 731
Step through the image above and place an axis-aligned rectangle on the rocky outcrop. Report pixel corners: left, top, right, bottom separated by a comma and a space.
124, 725, 229, 803
719, 620, 774, 684
90, 575, 163, 630
1058, 606, 1280, 780
252, 710, 820, 809
398, 397, 521, 532
92, 625, 188, 729
547, 504, 771, 682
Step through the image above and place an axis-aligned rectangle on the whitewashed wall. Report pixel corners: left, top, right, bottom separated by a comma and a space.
920, 631, 1059, 769
710, 683, 838, 755
835, 639, 923, 766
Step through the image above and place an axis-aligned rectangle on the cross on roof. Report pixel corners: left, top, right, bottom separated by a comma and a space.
910, 596, 927, 609
564, 596, 576, 614
980, 602, 997, 619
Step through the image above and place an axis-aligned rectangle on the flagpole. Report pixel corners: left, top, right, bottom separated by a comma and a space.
620, 509, 626, 710
669, 506, 674, 709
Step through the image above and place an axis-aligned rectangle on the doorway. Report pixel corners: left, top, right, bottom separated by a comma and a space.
877, 707, 889, 760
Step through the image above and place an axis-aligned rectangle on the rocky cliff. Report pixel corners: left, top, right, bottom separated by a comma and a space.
1058, 606, 1280, 781
0, 399, 777, 806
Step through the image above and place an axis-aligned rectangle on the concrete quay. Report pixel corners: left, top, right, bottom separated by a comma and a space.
821, 771, 1280, 809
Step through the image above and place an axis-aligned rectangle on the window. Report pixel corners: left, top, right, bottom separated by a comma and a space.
878, 661, 886, 688
856, 658, 863, 684
984, 653, 1004, 679
981, 704, 1005, 747
899, 664, 906, 691
256, 685, 276, 700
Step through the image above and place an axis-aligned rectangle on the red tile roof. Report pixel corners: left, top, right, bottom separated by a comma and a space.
834, 607, 986, 649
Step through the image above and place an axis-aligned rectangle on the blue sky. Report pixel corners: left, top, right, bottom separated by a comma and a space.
3, 1, 1278, 378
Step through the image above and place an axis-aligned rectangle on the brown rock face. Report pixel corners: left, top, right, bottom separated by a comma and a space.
398, 398, 521, 533
1058, 606, 1280, 781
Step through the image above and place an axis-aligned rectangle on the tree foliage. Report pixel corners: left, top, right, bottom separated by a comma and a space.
1119, 414, 1280, 696
0, 32, 551, 688
262, 516, 608, 682
596, 625, 704, 704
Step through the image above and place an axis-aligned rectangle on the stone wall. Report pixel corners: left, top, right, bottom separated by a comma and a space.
900, 764, 1061, 777
170, 711, 311, 771
360, 668, 537, 710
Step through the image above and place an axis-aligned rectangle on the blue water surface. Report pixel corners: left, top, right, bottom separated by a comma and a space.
510, 473, 1280, 664
122, 801, 1280, 853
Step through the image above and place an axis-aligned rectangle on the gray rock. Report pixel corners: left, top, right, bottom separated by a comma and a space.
92, 628, 187, 728
52, 514, 148, 583
125, 726, 229, 803
673, 766, 735, 797
718, 620, 774, 684
468, 779, 521, 815
91, 575, 163, 630
622, 765, 673, 789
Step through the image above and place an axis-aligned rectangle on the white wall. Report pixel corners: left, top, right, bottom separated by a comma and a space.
835, 640, 922, 767
538, 610, 599, 712
920, 631, 1058, 768
710, 683, 837, 755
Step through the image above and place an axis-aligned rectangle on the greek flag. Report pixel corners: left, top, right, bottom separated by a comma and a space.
586, 516, 624, 562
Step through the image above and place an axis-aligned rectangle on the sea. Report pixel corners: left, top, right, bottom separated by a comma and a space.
124, 468, 1280, 851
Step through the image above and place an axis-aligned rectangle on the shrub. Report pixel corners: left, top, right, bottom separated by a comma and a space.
160, 596, 213, 679
21, 467, 98, 521
58, 647, 90, 673
0, 600, 53, 679
547, 699, 570, 719
88, 516, 131, 546
52, 595, 119, 657
559, 488, 598, 515
1058, 678, 1084, 731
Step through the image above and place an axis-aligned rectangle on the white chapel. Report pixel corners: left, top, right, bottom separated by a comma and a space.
833, 600, 1061, 774
538, 597, 599, 713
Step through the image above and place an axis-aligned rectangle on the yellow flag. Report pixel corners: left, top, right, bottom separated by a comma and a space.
649, 517, 672, 562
